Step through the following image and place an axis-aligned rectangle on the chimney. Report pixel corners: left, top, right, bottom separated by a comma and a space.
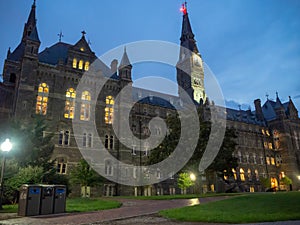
254, 99, 264, 121
110, 59, 118, 75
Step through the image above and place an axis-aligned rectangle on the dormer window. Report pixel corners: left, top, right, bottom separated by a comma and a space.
78, 60, 84, 70
84, 61, 90, 71
72, 58, 77, 69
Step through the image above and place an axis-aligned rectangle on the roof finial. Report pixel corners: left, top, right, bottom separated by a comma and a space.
180, 1, 187, 15
33, 0, 36, 7
57, 30, 64, 42
81, 30, 86, 37
276, 91, 279, 99
289, 96, 291, 101
266, 93, 269, 100
124, 46, 127, 53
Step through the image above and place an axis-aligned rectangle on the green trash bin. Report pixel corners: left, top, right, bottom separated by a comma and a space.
18, 185, 41, 216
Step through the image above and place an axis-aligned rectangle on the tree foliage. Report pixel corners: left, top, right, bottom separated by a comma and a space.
148, 105, 238, 178
177, 172, 194, 190
69, 159, 103, 187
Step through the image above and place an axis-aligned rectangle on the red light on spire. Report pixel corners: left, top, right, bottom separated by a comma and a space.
180, 2, 187, 15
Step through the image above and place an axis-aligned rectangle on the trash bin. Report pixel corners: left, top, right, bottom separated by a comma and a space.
18, 185, 41, 216
53, 185, 67, 214
40, 185, 54, 215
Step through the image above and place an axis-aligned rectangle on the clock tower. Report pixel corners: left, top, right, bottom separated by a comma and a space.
177, 3, 206, 103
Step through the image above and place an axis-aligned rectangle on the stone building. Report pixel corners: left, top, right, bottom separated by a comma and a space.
0, 2, 299, 196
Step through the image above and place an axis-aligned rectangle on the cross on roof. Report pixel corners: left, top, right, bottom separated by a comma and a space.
81, 30, 86, 37
57, 31, 64, 42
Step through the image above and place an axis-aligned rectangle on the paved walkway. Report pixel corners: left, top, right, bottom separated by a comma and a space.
0, 196, 299, 225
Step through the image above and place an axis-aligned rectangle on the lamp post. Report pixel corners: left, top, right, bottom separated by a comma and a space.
0, 138, 12, 210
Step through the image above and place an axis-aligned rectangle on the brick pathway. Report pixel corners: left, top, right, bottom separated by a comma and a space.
0, 197, 225, 225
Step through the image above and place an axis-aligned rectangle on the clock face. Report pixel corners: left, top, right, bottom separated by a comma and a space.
193, 55, 200, 66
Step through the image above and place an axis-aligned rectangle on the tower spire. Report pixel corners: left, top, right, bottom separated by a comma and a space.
22, 0, 40, 42
177, 2, 205, 103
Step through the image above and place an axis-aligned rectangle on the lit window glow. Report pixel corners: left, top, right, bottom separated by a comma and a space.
36, 83, 49, 115
64, 88, 76, 119
105, 96, 114, 124
80, 91, 91, 121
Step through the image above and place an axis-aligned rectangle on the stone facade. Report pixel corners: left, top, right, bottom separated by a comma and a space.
0, 2, 300, 196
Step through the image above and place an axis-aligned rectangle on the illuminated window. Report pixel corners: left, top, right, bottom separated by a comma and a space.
266, 130, 270, 136
223, 170, 228, 180
56, 158, 67, 174
264, 142, 268, 149
79, 60, 84, 70
268, 142, 273, 149
262, 129, 265, 135
72, 58, 77, 68
105, 96, 114, 124
232, 168, 237, 180
266, 156, 270, 165
80, 91, 91, 121
255, 169, 259, 181
64, 88, 76, 119
80, 47, 84, 51
271, 157, 275, 165
240, 168, 245, 181
36, 83, 49, 115
84, 61, 90, 71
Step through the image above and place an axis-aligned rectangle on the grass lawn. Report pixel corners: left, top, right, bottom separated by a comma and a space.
160, 192, 300, 223
118, 192, 242, 200
0, 198, 121, 214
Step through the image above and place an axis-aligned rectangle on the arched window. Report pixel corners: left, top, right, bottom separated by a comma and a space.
105, 160, 113, 176
255, 169, 259, 181
36, 83, 49, 115
83, 133, 92, 148
105, 135, 109, 149
240, 168, 245, 181
80, 91, 91, 121
84, 61, 90, 71
232, 168, 237, 180
105, 96, 114, 124
64, 88, 76, 119
110, 135, 114, 149
72, 58, 77, 68
248, 169, 252, 180
78, 60, 84, 70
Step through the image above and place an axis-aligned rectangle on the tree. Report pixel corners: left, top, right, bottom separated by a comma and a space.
69, 159, 103, 197
5, 166, 44, 204
148, 105, 238, 179
281, 176, 293, 190
177, 172, 194, 193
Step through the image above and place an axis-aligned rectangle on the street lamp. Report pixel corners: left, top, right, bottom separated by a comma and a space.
0, 138, 12, 210
190, 173, 196, 181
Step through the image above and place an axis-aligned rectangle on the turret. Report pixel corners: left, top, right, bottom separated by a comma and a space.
118, 47, 132, 82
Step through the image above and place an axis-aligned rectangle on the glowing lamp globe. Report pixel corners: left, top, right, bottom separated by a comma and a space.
190, 173, 196, 181
1, 139, 12, 152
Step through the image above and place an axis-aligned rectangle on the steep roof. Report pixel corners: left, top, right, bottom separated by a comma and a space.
7, 42, 25, 62
119, 48, 131, 68
39, 42, 72, 65
226, 108, 265, 125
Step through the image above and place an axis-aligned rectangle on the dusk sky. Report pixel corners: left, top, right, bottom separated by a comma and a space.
0, 0, 299, 112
